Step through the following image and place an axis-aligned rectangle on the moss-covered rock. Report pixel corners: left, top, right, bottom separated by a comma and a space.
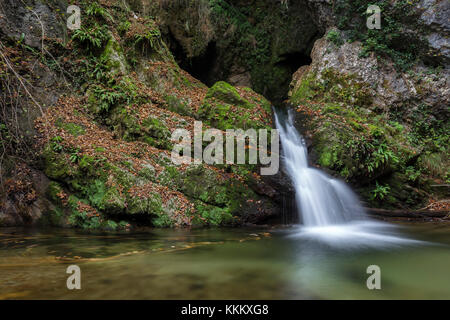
206, 81, 248, 106
42, 145, 74, 180
101, 34, 128, 76
198, 81, 272, 130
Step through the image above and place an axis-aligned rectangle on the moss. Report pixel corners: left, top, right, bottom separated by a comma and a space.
326, 30, 344, 46
179, 165, 224, 206
138, 164, 156, 181
101, 35, 128, 75
42, 145, 73, 180
56, 119, 86, 137
46, 181, 64, 205
192, 202, 235, 226
198, 81, 271, 130
101, 187, 127, 214
161, 94, 192, 116
141, 117, 172, 149
127, 192, 164, 215
178, 164, 261, 222
157, 165, 181, 189
206, 81, 248, 106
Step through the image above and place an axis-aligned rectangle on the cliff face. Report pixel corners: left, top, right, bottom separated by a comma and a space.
142, 0, 321, 103
288, 0, 449, 209
0, 0, 448, 228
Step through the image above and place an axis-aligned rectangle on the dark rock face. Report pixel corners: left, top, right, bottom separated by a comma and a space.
0, 0, 67, 48
146, 0, 322, 104
417, 0, 450, 62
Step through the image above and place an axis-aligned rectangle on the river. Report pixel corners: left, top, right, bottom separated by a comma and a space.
1, 223, 449, 299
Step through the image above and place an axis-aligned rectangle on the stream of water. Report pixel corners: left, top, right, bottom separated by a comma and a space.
274, 109, 423, 248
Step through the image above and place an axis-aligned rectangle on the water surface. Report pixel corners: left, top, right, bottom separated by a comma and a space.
0, 222, 449, 299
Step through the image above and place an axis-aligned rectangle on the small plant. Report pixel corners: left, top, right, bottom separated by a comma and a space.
91, 84, 127, 113
367, 142, 399, 174
69, 148, 81, 163
86, 2, 113, 22
326, 30, 343, 46
72, 24, 110, 49
405, 166, 421, 183
50, 136, 63, 152
125, 19, 162, 55
371, 181, 390, 200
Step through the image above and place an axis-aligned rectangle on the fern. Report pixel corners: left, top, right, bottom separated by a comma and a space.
86, 2, 113, 22
72, 24, 110, 49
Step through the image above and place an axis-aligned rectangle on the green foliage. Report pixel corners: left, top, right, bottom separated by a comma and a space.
50, 136, 63, 152
366, 142, 399, 174
405, 103, 448, 152
133, 28, 161, 51
151, 213, 174, 228
87, 81, 139, 114
404, 166, 421, 183
85, 179, 107, 210
371, 181, 390, 200
46, 181, 64, 205
86, 1, 113, 22
56, 120, 85, 137
194, 203, 234, 226
334, 0, 424, 70
326, 30, 343, 46
72, 24, 110, 50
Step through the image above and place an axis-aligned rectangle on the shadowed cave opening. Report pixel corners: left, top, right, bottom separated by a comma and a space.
170, 38, 314, 106
179, 41, 219, 87
270, 51, 313, 104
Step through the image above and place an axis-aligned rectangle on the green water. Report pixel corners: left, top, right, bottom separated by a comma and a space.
0, 222, 449, 299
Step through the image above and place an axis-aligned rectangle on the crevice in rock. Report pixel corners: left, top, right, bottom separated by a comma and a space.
180, 41, 219, 87
276, 52, 312, 74
270, 51, 313, 105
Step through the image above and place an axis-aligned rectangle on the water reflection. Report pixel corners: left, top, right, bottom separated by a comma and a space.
0, 224, 449, 299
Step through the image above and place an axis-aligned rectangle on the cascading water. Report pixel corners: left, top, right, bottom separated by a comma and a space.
274, 109, 422, 247
274, 110, 366, 226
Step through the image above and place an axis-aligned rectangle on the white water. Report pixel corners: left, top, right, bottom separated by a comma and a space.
274, 109, 422, 248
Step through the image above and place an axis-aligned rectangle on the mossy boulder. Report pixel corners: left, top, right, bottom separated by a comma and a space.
290, 68, 417, 182
101, 35, 128, 76
126, 192, 164, 215
42, 145, 74, 180
198, 81, 272, 130
206, 81, 248, 106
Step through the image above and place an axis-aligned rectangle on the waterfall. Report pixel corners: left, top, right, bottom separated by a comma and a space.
274, 108, 422, 247
274, 109, 366, 226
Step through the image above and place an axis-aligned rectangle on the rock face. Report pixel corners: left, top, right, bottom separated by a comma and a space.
288, 28, 449, 209
417, 0, 450, 61
145, 0, 321, 103
0, 0, 67, 48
